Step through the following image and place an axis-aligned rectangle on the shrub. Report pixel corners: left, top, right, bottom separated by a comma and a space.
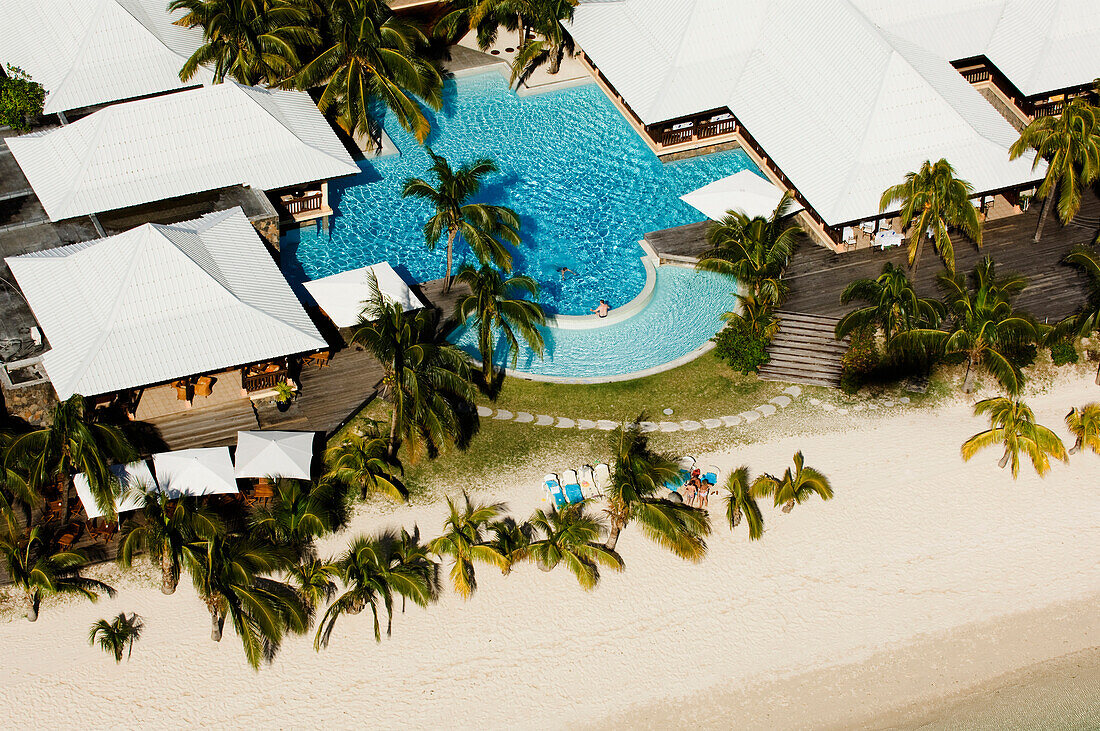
713, 320, 770, 375
1050, 340, 1079, 366
0, 65, 45, 132
839, 327, 879, 394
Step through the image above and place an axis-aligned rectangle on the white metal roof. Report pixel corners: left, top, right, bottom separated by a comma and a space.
234, 430, 316, 479
0, 0, 211, 114
74, 460, 154, 519
7, 82, 360, 221
153, 447, 239, 496
302, 262, 425, 328
680, 170, 803, 221
5, 207, 327, 399
570, 0, 1045, 226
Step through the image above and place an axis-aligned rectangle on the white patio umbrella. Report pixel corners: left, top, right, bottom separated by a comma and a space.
73, 460, 156, 519
152, 447, 238, 497
234, 430, 315, 480
680, 170, 803, 221
303, 262, 424, 328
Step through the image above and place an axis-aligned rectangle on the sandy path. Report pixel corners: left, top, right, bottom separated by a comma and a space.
0, 377, 1098, 728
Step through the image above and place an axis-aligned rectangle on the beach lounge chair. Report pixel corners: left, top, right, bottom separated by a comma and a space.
593, 463, 611, 492
667, 456, 695, 492
703, 465, 720, 485
579, 465, 600, 498
561, 469, 584, 504
543, 474, 567, 508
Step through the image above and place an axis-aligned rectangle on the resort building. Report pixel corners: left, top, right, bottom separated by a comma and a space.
0, 0, 209, 117
4, 207, 327, 410
568, 0, 1097, 249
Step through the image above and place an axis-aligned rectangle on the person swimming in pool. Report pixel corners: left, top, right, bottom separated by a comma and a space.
558, 266, 575, 281
591, 300, 610, 318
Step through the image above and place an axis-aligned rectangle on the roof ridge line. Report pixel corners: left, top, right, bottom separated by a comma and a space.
230, 84, 355, 170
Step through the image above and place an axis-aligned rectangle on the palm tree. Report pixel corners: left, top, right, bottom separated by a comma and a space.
315, 531, 439, 648
721, 292, 779, 340
526, 503, 622, 589
324, 422, 406, 501
722, 466, 763, 540
402, 150, 521, 291
0, 517, 115, 622
879, 158, 982, 273
287, 556, 340, 611
170, 0, 318, 85
118, 487, 223, 595
9, 394, 135, 521
834, 263, 944, 341
961, 397, 1067, 478
486, 516, 532, 572
352, 277, 477, 461
390, 526, 440, 613
1065, 403, 1100, 456
293, 0, 442, 142
0, 429, 34, 511
603, 421, 711, 560
510, 0, 577, 84
1009, 99, 1100, 242
249, 478, 347, 556
427, 491, 509, 599
751, 452, 833, 513
182, 534, 309, 668
696, 193, 801, 304
454, 264, 546, 382
1056, 246, 1100, 384
891, 257, 1041, 394
88, 612, 144, 663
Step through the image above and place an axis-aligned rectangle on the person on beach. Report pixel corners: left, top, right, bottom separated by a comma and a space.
592, 300, 610, 318
695, 483, 710, 510
682, 480, 697, 506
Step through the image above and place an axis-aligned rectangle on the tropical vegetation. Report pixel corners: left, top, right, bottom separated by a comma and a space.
89, 612, 145, 663
1065, 403, 1100, 456
835, 263, 943, 341
509, 0, 578, 84
323, 425, 406, 501
524, 502, 622, 589
427, 491, 509, 599
1056, 246, 1100, 384
722, 466, 764, 540
961, 397, 1067, 478
0, 65, 45, 131
750, 451, 833, 513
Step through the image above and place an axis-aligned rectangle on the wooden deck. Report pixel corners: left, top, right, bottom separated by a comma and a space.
647, 191, 1100, 322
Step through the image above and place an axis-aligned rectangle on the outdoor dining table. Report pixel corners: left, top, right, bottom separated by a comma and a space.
874, 230, 904, 249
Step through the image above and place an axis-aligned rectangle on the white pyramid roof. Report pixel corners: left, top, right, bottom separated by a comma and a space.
680, 170, 802, 221
7, 82, 360, 221
0, 0, 212, 114
234, 430, 316, 479
153, 447, 238, 496
5, 207, 327, 399
302, 262, 426, 328
74, 460, 154, 519
570, 0, 1046, 226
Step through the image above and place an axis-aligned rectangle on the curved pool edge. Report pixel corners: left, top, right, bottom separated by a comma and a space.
546, 240, 660, 329
492, 339, 719, 385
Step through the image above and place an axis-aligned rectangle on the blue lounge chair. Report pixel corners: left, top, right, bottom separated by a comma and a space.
561, 469, 584, 504
543, 474, 567, 508
703, 465, 720, 485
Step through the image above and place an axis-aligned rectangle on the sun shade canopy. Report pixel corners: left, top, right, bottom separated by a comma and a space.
73, 460, 155, 519
234, 430, 316, 480
152, 447, 239, 497
302, 262, 425, 328
680, 170, 804, 221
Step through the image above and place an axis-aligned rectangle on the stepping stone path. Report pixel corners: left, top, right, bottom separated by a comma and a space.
597, 420, 620, 431
756, 404, 777, 417
739, 411, 761, 423
681, 420, 703, 431
702, 418, 723, 429
721, 415, 742, 427
535, 414, 555, 426
556, 417, 575, 428
477, 406, 493, 417
514, 412, 534, 423
659, 421, 681, 432
493, 409, 513, 420
576, 419, 597, 430
769, 395, 792, 408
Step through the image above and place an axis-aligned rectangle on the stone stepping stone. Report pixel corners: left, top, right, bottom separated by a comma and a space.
493, 409, 513, 420
809, 398, 821, 406
555, 417, 576, 429
867, 403, 880, 411
476, 405, 493, 417
702, 418, 723, 429
783, 385, 802, 397
639, 421, 658, 433
821, 403, 835, 412
535, 414, 555, 426
659, 421, 681, 432
769, 395, 792, 408
898, 396, 910, 404
881, 400, 895, 408
576, 419, 598, 430
721, 415, 742, 427
739, 411, 760, 423
597, 420, 619, 431
756, 404, 777, 416
514, 411, 534, 423
681, 420, 703, 431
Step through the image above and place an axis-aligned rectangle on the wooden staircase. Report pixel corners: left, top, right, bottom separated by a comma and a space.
758, 311, 849, 388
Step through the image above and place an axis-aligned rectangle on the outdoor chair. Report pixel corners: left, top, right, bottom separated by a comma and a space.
194, 376, 214, 397
57, 523, 82, 550
306, 351, 331, 368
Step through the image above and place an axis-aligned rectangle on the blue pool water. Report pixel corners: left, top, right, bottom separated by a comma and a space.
284, 72, 759, 316
451, 265, 738, 380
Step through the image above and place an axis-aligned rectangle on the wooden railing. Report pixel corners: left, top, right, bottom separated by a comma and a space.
960, 67, 990, 84
242, 366, 287, 393
281, 191, 323, 215
698, 116, 737, 140
652, 110, 738, 148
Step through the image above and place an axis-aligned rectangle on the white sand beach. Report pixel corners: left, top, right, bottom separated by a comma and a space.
1, 375, 1098, 729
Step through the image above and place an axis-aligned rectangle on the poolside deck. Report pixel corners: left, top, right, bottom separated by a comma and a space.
647, 191, 1100, 322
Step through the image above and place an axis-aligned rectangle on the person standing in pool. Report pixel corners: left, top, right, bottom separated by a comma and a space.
558, 266, 575, 281
591, 300, 610, 318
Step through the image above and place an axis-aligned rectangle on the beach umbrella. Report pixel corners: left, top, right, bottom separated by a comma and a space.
73, 460, 156, 519
234, 430, 315, 480
680, 170, 803, 221
152, 447, 238, 497
303, 262, 424, 327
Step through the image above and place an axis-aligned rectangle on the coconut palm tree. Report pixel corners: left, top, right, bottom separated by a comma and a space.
891, 257, 1042, 394
696, 193, 801, 304
526, 503, 622, 589
390, 526, 440, 613
722, 466, 763, 540
117, 487, 224, 595
486, 516, 532, 572
315, 531, 439, 648
603, 422, 711, 560
9, 394, 135, 521
170, 0, 319, 85
834, 263, 945, 341
0, 429, 34, 511
182, 534, 309, 668
88, 612, 144, 663
751, 452, 832, 513
1056, 246, 1100, 384
293, 0, 442, 141
249, 478, 348, 556
879, 158, 982, 273
454, 264, 546, 383
510, 0, 577, 84
427, 491, 509, 599
402, 150, 521, 291
324, 422, 406, 501
0, 517, 115, 622
352, 276, 477, 462
1009, 99, 1100, 242
961, 397, 1067, 478
1065, 403, 1100, 456
287, 556, 340, 611
721, 292, 779, 340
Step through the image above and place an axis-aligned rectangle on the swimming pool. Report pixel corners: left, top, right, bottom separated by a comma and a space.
283, 72, 759, 316
450, 265, 739, 381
